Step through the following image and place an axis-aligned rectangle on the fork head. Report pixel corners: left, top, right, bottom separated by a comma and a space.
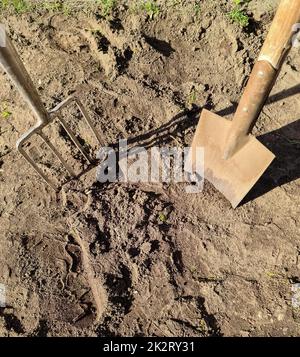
16, 95, 105, 190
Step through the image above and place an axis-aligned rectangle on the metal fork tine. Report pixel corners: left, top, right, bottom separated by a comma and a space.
39, 132, 76, 177
1, 31, 106, 191
18, 146, 56, 190
75, 98, 105, 147
57, 116, 93, 164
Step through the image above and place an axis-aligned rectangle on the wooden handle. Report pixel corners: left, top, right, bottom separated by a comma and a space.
258, 0, 300, 69
0, 30, 49, 125
223, 0, 300, 159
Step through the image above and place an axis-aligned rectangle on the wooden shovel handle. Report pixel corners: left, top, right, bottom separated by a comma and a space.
224, 0, 300, 159
258, 0, 300, 69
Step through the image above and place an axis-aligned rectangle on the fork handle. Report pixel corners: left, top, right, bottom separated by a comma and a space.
0, 29, 49, 126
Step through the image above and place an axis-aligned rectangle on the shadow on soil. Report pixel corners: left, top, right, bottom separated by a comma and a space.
242, 119, 300, 205
116, 83, 300, 206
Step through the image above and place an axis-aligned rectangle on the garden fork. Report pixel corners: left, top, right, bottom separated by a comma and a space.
0, 28, 105, 190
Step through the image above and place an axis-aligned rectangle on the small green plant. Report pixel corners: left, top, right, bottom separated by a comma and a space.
1, 105, 12, 119
233, 0, 250, 5
190, 89, 197, 103
190, 265, 197, 274
228, 0, 251, 27
98, 0, 117, 17
228, 8, 249, 27
187, 88, 197, 107
42, 1, 72, 15
0, 0, 9, 10
194, 2, 201, 19
168, 0, 183, 6
198, 319, 207, 333
158, 212, 167, 223
13, 0, 30, 13
0, 0, 118, 16
142, 0, 160, 20
42, 1, 63, 12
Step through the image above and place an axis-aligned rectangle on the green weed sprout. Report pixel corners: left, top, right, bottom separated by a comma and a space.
142, 1, 160, 20
228, 0, 251, 27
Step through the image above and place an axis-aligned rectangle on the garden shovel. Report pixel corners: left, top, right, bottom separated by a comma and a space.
190, 0, 300, 208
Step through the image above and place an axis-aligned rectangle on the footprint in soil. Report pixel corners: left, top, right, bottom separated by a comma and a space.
0, 310, 25, 335
143, 35, 175, 58
88, 30, 133, 77
125, 116, 144, 135
104, 264, 134, 315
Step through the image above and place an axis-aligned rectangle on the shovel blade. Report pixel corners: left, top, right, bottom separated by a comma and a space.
191, 109, 275, 208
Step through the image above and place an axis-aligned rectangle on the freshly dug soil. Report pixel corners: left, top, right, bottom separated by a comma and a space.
1, 0, 300, 336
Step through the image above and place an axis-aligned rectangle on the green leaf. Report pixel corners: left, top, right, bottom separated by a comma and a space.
158, 213, 167, 222
1, 110, 12, 119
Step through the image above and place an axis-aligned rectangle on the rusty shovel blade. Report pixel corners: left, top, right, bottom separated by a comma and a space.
190, 109, 275, 208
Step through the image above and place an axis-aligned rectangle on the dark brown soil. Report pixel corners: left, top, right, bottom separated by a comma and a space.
1, 0, 300, 337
